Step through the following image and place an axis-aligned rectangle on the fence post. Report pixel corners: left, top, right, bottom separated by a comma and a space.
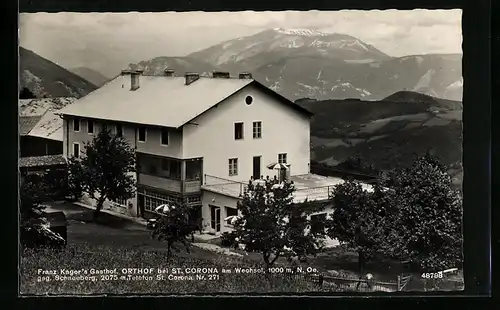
204, 174, 206, 185
397, 275, 401, 291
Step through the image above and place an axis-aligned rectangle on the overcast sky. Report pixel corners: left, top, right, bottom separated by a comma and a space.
19, 10, 462, 77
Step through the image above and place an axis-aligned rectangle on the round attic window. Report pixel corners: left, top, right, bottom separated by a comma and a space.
245, 96, 253, 105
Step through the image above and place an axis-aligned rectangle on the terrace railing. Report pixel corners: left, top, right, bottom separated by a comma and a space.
203, 174, 335, 201
203, 174, 249, 196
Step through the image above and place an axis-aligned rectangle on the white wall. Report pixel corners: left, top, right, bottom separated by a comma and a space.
201, 190, 239, 234
64, 116, 182, 159
182, 84, 311, 183
65, 116, 139, 216
135, 127, 183, 158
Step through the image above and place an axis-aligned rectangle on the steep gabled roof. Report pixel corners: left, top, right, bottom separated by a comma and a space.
56, 75, 313, 128
19, 116, 43, 136
27, 110, 63, 141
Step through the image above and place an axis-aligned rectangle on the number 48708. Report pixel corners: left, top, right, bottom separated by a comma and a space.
421, 272, 443, 279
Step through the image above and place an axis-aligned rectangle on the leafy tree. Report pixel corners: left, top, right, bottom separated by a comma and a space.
67, 157, 85, 201
67, 129, 136, 221
380, 153, 463, 271
19, 87, 36, 99
20, 177, 65, 248
226, 180, 328, 270
327, 178, 388, 272
20, 175, 49, 221
151, 203, 199, 258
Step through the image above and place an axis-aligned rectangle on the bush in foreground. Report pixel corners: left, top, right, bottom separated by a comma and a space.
20, 244, 331, 295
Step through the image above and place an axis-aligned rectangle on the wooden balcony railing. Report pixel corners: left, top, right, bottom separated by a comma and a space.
137, 173, 201, 194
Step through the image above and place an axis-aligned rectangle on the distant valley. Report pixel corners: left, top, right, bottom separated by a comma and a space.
297, 91, 463, 186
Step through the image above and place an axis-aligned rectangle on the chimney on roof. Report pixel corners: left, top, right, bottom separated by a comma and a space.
164, 69, 175, 77
212, 71, 230, 79
239, 72, 253, 79
121, 69, 143, 91
185, 72, 200, 85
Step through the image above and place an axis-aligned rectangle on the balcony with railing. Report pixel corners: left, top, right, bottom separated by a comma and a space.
202, 173, 374, 203
136, 153, 202, 194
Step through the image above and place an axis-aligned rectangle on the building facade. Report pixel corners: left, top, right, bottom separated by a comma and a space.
57, 70, 314, 224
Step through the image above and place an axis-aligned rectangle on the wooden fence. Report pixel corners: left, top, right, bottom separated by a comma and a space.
278, 272, 464, 292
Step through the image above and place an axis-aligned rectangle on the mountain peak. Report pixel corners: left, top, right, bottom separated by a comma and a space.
272, 28, 328, 36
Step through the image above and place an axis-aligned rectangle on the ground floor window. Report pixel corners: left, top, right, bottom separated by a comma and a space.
112, 197, 128, 206
225, 206, 238, 217
140, 189, 182, 212
185, 195, 201, 206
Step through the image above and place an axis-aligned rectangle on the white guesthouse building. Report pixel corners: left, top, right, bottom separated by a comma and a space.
57, 69, 372, 236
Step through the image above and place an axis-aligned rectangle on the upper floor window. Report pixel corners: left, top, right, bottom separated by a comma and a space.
229, 158, 238, 176
234, 122, 244, 140
87, 120, 94, 134
278, 153, 287, 164
116, 124, 123, 137
161, 128, 169, 146
253, 121, 262, 138
138, 127, 147, 142
73, 142, 80, 158
73, 117, 80, 132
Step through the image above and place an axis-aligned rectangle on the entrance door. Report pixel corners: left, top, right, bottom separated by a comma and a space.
210, 205, 221, 232
253, 156, 261, 180
137, 194, 145, 218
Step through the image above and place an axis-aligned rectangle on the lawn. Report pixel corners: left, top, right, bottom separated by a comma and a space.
20, 203, 463, 294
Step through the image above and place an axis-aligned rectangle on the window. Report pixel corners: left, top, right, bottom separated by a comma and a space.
226, 207, 238, 217
73, 143, 80, 158
73, 117, 80, 132
116, 124, 123, 137
253, 121, 262, 138
141, 189, 182, 212
169, 160, 181, 179
245, 96, 253, 105
160, 158, 181, 179
112, 198, 127, 206
161, 128, 169, 146
229, 158, 238, 176
87, 120, 94, 134
234, 122, 244, 140
278, 153, 287, 164
138, 127, 147, 142
186, 160, 202, 180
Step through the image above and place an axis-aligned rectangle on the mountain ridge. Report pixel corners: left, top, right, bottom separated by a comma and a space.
130, 28, 462, 101
70, 67, 110, 87
19, 47, 97, 98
